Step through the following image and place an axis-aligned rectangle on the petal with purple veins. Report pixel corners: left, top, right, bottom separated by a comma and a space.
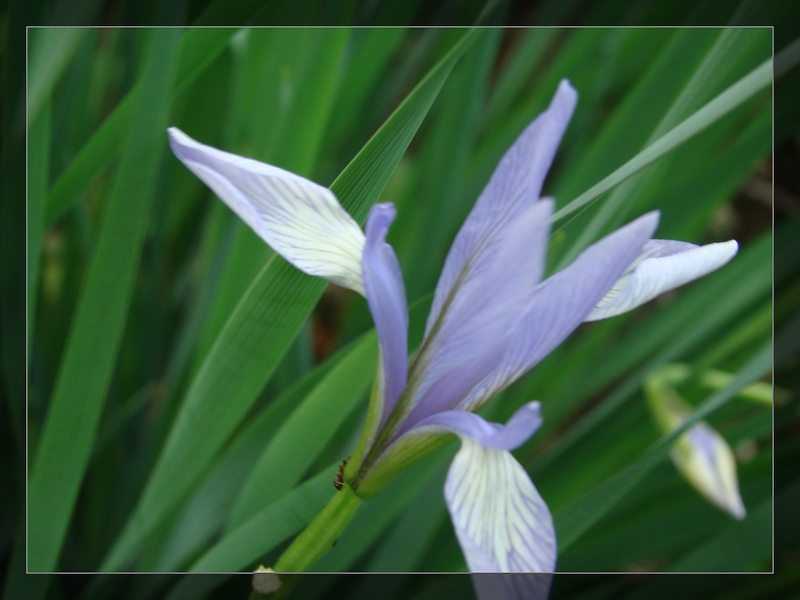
168, 127, 366, 294
459, 211, 659, 412
408, 403, 555, 572
400, 200, 553, 431
426, 80, 577, 337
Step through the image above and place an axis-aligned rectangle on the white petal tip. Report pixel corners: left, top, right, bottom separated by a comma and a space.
586, 236, 738, 321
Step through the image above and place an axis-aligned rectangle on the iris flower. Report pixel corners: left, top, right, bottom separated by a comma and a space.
168, 79, 737, 573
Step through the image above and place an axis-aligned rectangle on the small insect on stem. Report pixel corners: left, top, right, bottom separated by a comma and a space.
333, 457, 349, 491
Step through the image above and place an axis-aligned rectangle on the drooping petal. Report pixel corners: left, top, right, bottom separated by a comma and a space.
585, 239, 738, 321
409, 401, 543, 451
459, 211, 659, 411
673, 422, 746, 519
408, 403, 555, 572
168, 127, 366, 294
471, 573, 552, 600
425, 80, 578, 337
399, 200, 553, 431
362, 203, 409, 419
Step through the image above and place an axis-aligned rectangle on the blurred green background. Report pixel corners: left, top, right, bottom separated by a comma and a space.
5, 0, 800, 599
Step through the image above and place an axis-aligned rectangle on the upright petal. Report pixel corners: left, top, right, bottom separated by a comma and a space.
400, 200, 553, 431
409, 403, 555, 572
585, 239, 738, 321
459, 212, 659, 411
362, 204, 409, 419
426, 80, 578, 336
168, 127, 366, 294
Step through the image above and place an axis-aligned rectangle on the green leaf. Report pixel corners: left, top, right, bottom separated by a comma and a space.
228, 332, 377, 530
45, 28, 236, 226
151, 341, 351, 571
28, 28, 181, 572
27, 28, 86, 128
556, 27, 769, 267
100, 28, 480, 572
28, 101, 50, 346
177, 464, 335, 578
551, 56, 772, 225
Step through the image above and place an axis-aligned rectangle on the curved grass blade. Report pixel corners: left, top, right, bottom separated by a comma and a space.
150, 338, 352, 572
27, 28, 181, 572
100, 28, 481, 572
550, 57, 772, 224
189, 464, 335, 574
45, 28, 236, 226
27, 28, 85, 128
556, 27, 769, 268
228, 332, 377, 530
28, 102, 50, 349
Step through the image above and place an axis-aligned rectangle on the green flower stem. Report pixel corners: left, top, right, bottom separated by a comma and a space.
273, 485, 362, 573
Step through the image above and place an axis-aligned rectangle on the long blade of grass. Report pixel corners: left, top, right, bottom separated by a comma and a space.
26, 28, 85, 128
44, 28, 235, 226
556, 27, 768, 268
28, 101, 50, 346
182, 464, 335, 575
550, 57, 771, 224
149, 333, 355, 571
100, 28, 481, 572
228, 332, 377, 529
28, 28, 181, 572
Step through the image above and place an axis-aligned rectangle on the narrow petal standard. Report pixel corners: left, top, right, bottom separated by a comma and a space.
362, 204, 409, 419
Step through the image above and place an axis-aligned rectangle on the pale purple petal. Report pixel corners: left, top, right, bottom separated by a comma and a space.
425, 80, 578, 337
471, 573, 552, 600
408, 402, 543, 451
362, 204, 409, 418
425, 407, 554, 572
585, 239, 739, 321
400, 201, 553, 431
459, 212, 659, 411
168, 127, 365, 294
400, 403, 555, 572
